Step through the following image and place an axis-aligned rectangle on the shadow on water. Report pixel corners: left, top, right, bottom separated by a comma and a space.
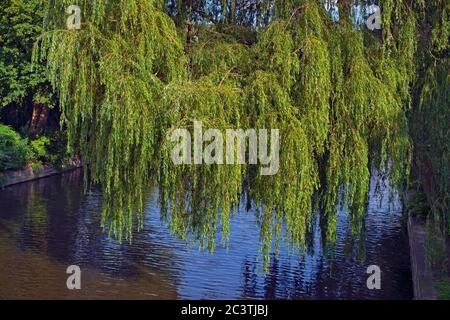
0, 169, 412, 299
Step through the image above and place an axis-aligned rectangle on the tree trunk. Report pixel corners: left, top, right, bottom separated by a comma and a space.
29, 102, 50, 138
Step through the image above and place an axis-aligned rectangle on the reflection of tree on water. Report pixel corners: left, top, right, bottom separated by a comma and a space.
0, 170, 413, 299
15, 170, 86, 260
239, 173, 412, 299
0, 171, 181, 293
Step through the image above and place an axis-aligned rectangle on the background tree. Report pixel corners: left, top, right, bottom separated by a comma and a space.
0, 0, 55, 137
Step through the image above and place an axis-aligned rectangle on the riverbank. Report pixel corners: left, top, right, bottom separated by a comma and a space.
0, 160, 81, 188
407, 212, 437, 299
406, 188, 450, 300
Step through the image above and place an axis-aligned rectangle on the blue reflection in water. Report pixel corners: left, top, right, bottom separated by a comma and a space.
0, 169, 412, 299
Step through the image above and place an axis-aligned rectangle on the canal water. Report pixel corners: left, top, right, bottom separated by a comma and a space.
0, 169, 413, 299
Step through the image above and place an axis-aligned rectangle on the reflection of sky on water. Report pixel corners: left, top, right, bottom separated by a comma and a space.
133, 171, 410, 299
0, 170, 412, 299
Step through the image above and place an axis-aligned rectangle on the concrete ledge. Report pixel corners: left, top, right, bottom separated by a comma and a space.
0, 160, 81, 188
407, 213, 437, 300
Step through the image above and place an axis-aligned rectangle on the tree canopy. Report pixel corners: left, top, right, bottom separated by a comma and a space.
0, 0, 52, 109
32, 0, 449, 267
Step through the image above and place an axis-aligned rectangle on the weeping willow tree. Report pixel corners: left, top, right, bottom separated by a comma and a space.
33, 0, 448, 268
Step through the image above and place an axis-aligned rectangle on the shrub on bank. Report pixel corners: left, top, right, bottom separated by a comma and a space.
30, 136, 51, 162
436, 279, 450, 300
0, 124, 31, 170
0, 124, 71, 172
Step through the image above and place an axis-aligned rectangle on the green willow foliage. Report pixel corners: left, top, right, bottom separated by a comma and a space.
410, 0, 449, 240
0, 0, 51, 108
34, 0, 185, 240
33, 0, 448, 266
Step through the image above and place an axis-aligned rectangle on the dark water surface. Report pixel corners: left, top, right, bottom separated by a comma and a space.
0, 170, 413, 299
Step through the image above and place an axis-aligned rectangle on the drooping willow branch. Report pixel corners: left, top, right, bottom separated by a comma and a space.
33, 0, 447, 268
